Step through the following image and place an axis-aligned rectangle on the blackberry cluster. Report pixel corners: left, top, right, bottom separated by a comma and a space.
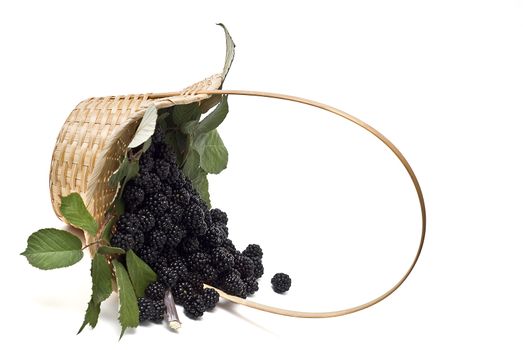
110, 124, 265, 321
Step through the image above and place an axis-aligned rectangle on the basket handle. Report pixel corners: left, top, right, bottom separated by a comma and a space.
159, 89, 427, 318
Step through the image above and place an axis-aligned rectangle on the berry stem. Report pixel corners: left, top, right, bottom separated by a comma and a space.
164, 289, 181, 331
81, 240, 103, 250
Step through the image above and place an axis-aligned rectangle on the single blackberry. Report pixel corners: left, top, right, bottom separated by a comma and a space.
252, 258, 264, 279
116, 213, 142, 236
152, 255, 169, 270
186, 272, 204, 290
149, 299, 166, 322
179, 236, 200, 255
138, 297, 152, 322
158, 265, 178, 287
245, 277, 259, 295
122, 183, 145, 211
137, 246, 159, 266
154, 159, 171, 180
202, 224, 225, 248
211, 247, 235, 272
156, 216, 174, 235
235, 255, 255, 279
110, 232, 135, 251
218, 270, 247, 298
136, 209, 155, 232
166, 201, 184, 224
138, 152, 155, 173
169, 258, 188, 280
210, 208, 228, 225
162, 184, 173, 198
202, 288, 220, 311
164, 225, 186, 252
173, 281, 196, 305
146, 193, 170, 217
183, 295, 206, 320
200, 264, 218, 283
185, 204, 207, 236
187, 252, 211, 271
133, 231, 145, 251
243, 244, 263, 259
172, 188, 190, 206
271, 273, 291, 293
148, 229, 167, 251
145, 282, 165, 301
135, 172, 162, 195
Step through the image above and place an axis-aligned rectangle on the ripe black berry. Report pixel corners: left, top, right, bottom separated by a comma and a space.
271, 273, 291, 293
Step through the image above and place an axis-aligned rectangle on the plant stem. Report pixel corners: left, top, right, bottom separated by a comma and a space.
82, 240, 103, 250
164, 289, 181, 331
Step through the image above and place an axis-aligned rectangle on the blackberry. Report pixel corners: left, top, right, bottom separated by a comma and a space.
166, 201, 184, 224
202, 288, 220, 311
200, 264, 218, 283
252, 258, 264, 279
136, 172, 162, 195
235, 255, 255, 279
156, 216, 174, 234
173, 281, 196, 305
243, 244, 263, 260
202, 224, 225, 248
161, 184, 173, 198
185, 204, 207, 236
110, 232, 135, 251
122, 183, 145, 211
211, 247, 235, 272
187, 252, 210, 271
137, 246, 159, 266
136, 209, 155, 232
218, 270, 246, 298
183, 295, 206, 320
116, 213, 142, 236
149, 299, 166, 323
173, 188, 190, 206
158, 265, 178, 287
186, 272, 204, 290
169, 258, 188, 280
154, 159, 171, 180
245, 277, 259, 295
164, 225, 186, 252
138, 297, 152, 322
179, 236, 200, 255
148, 229, 167, 251
138, 152, 155, 173
271, 273, 291, 293
145, 282, 165, 301
152, 255, 169, 270
151, 125, 166, 144
146, 193, 170, 216
221, 238, 236, 253
210, 208, 228, 225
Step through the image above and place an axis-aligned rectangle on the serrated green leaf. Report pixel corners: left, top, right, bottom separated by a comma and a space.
98, 246, 125, 255
192, 171, 211, 207
129, 105, 158, 149
181, 120, 198, 134
193, 130, 228, 174
60, 193, 98, 235
92, 253, 113, 304
113, 260, 139, 339
21, 228, 83, 270
173, 102, 201, 126
109, 157, 129, 187
182, 148, 201, 180
196, 95, 229, 135
78, 298, 101, 334
126, 250, 157, 298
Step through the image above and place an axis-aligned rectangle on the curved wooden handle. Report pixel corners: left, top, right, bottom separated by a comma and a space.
156, 89, 427, 318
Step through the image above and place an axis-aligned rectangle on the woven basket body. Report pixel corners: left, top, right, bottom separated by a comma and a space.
49, 75, 223, 243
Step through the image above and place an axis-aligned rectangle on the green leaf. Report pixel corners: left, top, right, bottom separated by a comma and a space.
101, 217, 116, 243
60, 193, 98, 236
172, 102, 201, 126
113, 260, 139, 339
109, 157, 129, 187
182, 148, 201, 180
21, 228, 83, 270
122, 160, 139, 188
126, 250, 157, 298
128, 105, 158, 149
78, 298, 101, 334
98, 246, 125, 255
91, 253, 113, 304
193, 130, 228, 174
192, 170, 211, 207
141, 138, 152, 153
181, 120, 198, 134
217, 23, 235, 81
196, 95, 229, 135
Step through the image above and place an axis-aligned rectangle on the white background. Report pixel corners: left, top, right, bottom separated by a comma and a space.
1, 0, 522, 348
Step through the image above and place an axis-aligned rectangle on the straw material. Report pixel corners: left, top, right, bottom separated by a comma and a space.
49, 74, 223, 245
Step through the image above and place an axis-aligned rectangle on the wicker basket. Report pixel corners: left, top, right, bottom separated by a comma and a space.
49, 74, 224, 247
